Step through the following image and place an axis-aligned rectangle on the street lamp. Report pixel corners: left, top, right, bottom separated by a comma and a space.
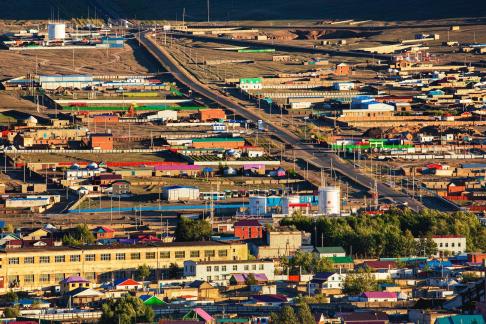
303, 116, 309, 141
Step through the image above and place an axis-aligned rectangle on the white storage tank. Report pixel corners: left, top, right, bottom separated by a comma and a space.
249, 196, 267, 216
318, 186, 341, 215
281, 195, 300, 215
48, 22, 66, 40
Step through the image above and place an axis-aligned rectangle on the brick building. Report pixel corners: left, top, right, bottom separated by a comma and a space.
89, 134, 113, 150
234, 219, 263, 240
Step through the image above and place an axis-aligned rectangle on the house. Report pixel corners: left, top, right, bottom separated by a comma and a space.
65, 287, 105, 305
314, 246, 346, 258
183, 260, 275, 284
139, 295, 166, 306
60, 275, 91, 294
92, 174, 123, 186
114, 278, 142, 290
230, 273, 268, 285
340, 311, 389, 324
162, 186, 200, 201
360, 260, 397, 272
431, 235, 466, 257
183, 308, 215, 324
233, 219, 263, 240
308, 272, 346, 295
89, 133, 113, 150
360, 291, 398, 302
199, 109, 226, 122
21, 228, 50, 240
329, 256, 354, 271
92, 226, 115, 240
187, 280, 220, 300
335, 63, 351, 76
111, 180, 131, 195
14, 298, 50, 309
0, 233, 20, 246
249, 294, 287, 306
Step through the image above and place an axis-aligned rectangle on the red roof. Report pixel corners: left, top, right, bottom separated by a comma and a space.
362, 260, 397, 269
234, 219, 262, 227
362, 291, 397, 299
115, 278, 140, 286
432, 235, 465, 239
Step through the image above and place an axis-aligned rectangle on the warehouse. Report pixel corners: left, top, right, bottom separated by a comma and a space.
162, 186, 200, 201
198, 108, 226, 121
192, 137, 245, 149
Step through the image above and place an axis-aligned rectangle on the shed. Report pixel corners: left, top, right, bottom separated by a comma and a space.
162, 186, 200, 201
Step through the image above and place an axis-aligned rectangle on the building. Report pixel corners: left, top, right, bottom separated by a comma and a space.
250, 230, 303, 259
308, 272, 347, 295
60, 275, 91, 294
192, 138, 245, 149
233, 220, 263, 240
329, 256, 354, 271
239, 78, 263, 90
435, 315, 485, 324
340, 311, 389, 324
89, 133, 113, 150
198, 109, 226, 121
92, 115, 119, 124
92, 174, 122, 186
314, 246, 346, 258
335, 63, 351, 76
360, 291, 398, 302
0, 241, 248, 291
92, 226, 115, 240
162, 186, 200, 201
431, 235, 466, 256
111, 180, 131, 195
183, 260, 275, 284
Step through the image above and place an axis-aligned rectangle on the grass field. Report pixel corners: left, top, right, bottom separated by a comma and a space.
0, 0, 484, 21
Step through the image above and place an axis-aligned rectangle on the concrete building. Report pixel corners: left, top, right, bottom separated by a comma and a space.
431, 235, 466, 256
183, 259, 275, 284
239, 78, 263, 90
250, 230, 303, 259
162, 186, 200, 201
192, 137, 245, 149
198, 109, 226, 121
308, 272, 347, 295
89, 133, 113, 150
335, 63, 351, 76
314, 246, 346, 258
0, 241, 248, 291
233, 220, 263, 240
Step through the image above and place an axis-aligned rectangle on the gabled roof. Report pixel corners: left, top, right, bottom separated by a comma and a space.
139, 295, 166, 305
313, 272, 336, 280
435, 315, 485, 324
251, 294, 287, 303
114, 278, 140, 286
362, 260, 397, 269
329, 256, 354, 264
315, 246, 346, 254
93, 226, 115, 233
341, 311, 388, 322
183, 308, 214, 322
62, 275, 90, 284
231, 273, 268, 283
66, 287, 104, 298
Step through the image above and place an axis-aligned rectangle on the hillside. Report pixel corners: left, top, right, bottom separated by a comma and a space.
0, 0, 485, 21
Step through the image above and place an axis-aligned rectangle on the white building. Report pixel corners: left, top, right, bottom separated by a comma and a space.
431, 235, 466, 256
146, 110, 178, 122
238, 78, 263, 90
162, 186, 200, 201
183, 260, 275, 284
333, 82, 355, 91
308, 272, 347, 295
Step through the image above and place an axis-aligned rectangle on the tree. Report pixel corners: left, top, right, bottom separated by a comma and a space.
4, 291, 18, 303
99, 295, 154, 324
296, 301, 314, 324
316, 257, 334, 273
167, 263, 180, 279
3, 306, 19, 318
4, 224, 14, 233
270, 305, 298, 324
63, 224, 95, 246
245, 273, 257, 286
415, 237, 438, 257
136, 264, 151, 281
174, 217, 212, 242
343, 269, 377, 295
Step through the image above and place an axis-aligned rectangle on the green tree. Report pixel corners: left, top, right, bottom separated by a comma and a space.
271, 305, 298, 324
136, 264, 151, 281
296, 301, 314, 324
4, 224, 14, 233
63, 224, 95, 246
343, 269, 377, 295
316, 257, 334, 273
174, 217, 212, 242
4, 291, 18, 303
245, 273, 257, 286
415, 237, 438, 257
167, 263, 180, 279
99, 295, 154, 324
3, 306, 19, 318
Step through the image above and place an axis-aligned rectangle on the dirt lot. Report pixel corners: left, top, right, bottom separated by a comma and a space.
0, 41, 160, 80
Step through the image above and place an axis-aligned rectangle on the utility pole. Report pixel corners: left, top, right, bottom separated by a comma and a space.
207, 0, 210, 23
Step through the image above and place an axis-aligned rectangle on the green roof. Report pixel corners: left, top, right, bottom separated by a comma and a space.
217, 319, 251, 323
329, 256, 354, 264
193, 137, 245, 143
436, 315, 485, 324
315, 246, 346, 254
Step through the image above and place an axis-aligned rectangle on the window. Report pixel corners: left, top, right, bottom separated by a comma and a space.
24, 274, 34, 283
214, 266, 219, 272
146, 252, 156, 259
244, 265, 249, 271
222, 266, 227, 271
40, 274, 50, 282
259, 264, 264, 270
439, 243, 443, 247
160, 251, 170, 259
116, 253, 126, 261
85, 272, 95, 280
8, 258, 19, 265
85, 254, 96, 261
131, 253, 141, 260
39, 256, 50, 264
205, 250, 215, 258
101, 254, 111, 261
445, 243, 449, 247
24, 257, 34, 264
451, 243, 455, 247
175, 251, 185, 258
55, 256, 65, 263
70, 255, 81, 262
251, 264, 257, 270
54, 273, 64, 282
190, 251, 200, 258
218, 250, 228, 257
233, 265, 238, 271
458, 242, 461, 247
207, 266, 211, 272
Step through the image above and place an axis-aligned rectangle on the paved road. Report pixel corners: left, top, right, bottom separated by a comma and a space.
139, 33, 423, 211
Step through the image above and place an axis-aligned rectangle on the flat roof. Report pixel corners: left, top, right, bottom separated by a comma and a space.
188, 259, 272, 265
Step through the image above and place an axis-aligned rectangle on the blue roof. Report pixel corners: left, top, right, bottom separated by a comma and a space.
436, 315, 485, 324
461, 163, 486, 169
163, 185, 198, 190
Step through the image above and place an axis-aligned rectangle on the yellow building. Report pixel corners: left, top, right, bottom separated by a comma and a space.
0, 241, 248, 291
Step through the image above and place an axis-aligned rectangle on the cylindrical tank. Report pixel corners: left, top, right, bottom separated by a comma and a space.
318, 186, 341, 215
249, 196, 267, 216
282, 195, 300, 215
48, 23, 66, 40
